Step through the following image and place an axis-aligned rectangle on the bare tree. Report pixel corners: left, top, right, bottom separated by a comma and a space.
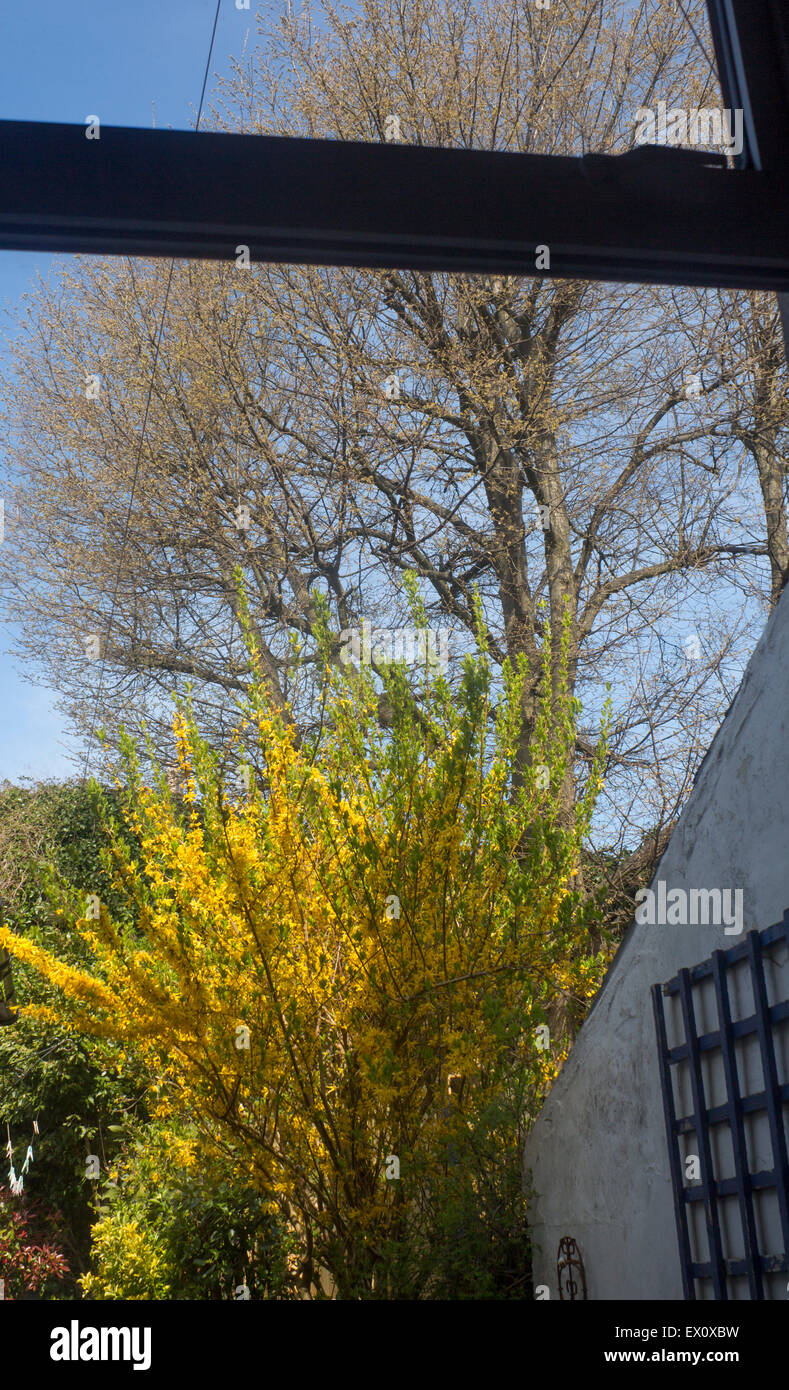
0, 0, 783, 863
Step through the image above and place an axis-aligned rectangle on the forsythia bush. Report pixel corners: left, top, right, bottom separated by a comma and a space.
0, 592, 612, 1298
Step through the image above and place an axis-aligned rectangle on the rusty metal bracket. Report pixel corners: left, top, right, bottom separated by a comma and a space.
557, 1236, 587, 1300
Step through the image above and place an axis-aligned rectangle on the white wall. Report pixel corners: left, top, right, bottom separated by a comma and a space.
523, 589, 789, 1299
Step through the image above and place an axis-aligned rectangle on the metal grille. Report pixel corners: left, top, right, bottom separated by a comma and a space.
652, 910, 789, 1299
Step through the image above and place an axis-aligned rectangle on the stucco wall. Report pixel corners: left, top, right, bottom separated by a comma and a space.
523, 588, 789, 1299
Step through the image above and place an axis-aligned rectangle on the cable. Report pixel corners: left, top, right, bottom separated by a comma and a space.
0, 1038, 74, 1091
0, 0, 225, 1084
676, 0, 720, 86
81, 0, 224, 785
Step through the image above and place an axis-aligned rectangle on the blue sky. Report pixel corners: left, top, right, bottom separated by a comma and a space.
0, 0, 252, 781
0, 2, 760, 810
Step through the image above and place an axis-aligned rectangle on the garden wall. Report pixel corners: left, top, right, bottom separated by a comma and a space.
523, 587, 789, 1299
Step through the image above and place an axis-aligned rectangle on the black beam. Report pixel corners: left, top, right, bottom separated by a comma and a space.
2, 119, 789, 290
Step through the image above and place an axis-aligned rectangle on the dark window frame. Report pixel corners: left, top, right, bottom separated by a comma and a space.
0, 3, 787, 292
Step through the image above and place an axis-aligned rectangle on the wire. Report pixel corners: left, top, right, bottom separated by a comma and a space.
675, 0, 720, 86
0, 0, 225, 1090
2, 1038, 73, 1085
80, 0, 224, 785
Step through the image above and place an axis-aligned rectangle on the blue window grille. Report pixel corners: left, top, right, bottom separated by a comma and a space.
652, 910, 789, 1299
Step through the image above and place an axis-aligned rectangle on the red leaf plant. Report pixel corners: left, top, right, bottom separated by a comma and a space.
0, 1183, 70, 1299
